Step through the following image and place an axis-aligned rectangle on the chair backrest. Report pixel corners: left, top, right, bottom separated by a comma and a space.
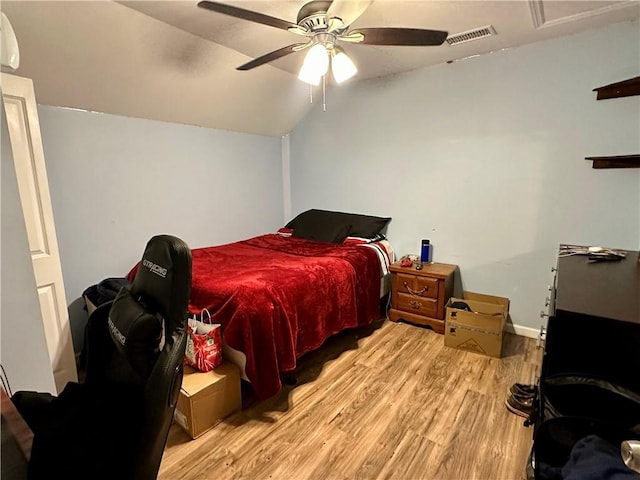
104, 234, 191, 480
129, 234, 191, 480
15, 235, 191, 480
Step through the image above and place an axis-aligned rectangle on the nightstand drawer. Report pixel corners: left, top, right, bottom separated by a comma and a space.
394, 273, 438, 299
395, 293, 438, 317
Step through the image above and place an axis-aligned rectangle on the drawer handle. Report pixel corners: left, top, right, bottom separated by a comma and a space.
409, 300, 422, 310
403, 281, 427, 296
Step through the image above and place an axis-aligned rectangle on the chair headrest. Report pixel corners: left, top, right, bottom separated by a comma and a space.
107, 235, 191, 378
130, 235, 192, 335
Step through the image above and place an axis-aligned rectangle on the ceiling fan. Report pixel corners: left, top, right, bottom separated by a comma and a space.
197, 0, 448, 85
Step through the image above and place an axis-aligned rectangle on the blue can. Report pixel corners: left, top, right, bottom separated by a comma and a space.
420, 240, 431, 263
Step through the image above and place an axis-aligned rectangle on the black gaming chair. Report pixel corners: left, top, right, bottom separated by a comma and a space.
13, 235, 191, 480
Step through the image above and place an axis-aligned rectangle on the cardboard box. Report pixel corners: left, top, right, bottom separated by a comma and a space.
174, 362, 241, 439
444, 291, 509, 358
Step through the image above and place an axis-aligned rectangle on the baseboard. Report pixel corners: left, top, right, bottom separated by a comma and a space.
505, 323, 539, 339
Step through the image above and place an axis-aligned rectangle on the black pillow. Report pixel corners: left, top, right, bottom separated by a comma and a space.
286, 209, 391, 238
291, 217, 352, 244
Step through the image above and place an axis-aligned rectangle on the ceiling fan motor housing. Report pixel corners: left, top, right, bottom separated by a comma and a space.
297, 1, 332, 31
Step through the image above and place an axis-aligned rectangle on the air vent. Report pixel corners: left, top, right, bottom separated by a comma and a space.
446, 25, 496, 46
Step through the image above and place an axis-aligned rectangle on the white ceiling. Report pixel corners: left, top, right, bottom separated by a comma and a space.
2, 1, 639, 136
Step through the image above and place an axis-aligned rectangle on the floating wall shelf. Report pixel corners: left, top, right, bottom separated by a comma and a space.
587, 77, 640, 168
593, 76, 640, 100
585, 154, 640, 169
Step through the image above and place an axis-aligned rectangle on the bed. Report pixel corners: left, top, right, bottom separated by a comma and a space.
129, 210, 394, 399
220, 232, 394, 387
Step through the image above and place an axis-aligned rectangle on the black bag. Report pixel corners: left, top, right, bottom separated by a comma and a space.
82, 277, 131, 310
533, 375, 640, 480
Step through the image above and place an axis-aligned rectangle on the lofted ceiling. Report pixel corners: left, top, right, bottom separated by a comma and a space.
1, 1, 639, 136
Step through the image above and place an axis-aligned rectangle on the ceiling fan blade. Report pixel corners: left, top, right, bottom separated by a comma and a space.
237, 43, 308, 71
197, 1, 298, 31
351, 27, 448, 46
326, 0, 372, 27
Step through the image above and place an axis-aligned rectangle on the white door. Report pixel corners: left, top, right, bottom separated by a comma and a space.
2, 73, 77, 393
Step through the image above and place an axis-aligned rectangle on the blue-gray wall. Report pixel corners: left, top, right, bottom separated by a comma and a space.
289, 20, 640, 332
38, 107, 284, 302
37, 107, 283, 355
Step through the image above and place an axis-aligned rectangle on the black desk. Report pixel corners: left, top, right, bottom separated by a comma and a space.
542, 249, 640, 392
531, 249, 640, 479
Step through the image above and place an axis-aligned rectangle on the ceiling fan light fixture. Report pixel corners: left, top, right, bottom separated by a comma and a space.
0, 12, 20, 70
331, 49, 357, 84
298, 68, 321, 86
298, 43, 328, 85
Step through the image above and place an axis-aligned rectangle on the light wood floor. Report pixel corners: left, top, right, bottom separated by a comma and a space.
159, 319, 542, 480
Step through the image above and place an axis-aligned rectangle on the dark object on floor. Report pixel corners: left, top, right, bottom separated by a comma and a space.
510, 383, 537, 398
13, 235, 192, 480
505, 392, 533, 418
450, 301, 472, 312
563, 435, 640, 479
530, 376, 640, 480
535, 434, 640, 480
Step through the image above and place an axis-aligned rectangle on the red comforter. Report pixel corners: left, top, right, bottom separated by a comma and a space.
186, 234, 381, 398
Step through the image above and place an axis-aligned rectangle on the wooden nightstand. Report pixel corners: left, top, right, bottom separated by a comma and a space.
388, 262, 458, 334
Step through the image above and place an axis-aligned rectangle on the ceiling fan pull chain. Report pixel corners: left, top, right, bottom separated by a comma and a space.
309, 83, 313, 105
322, 75, 326, 112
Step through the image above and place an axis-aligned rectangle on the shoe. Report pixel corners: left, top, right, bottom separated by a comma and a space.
509, 383, 536, 398
505, 392, 533, 418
